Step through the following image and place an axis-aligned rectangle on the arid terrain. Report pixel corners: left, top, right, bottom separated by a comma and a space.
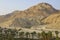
0, 3, 60, 31
0, 2, 60, 40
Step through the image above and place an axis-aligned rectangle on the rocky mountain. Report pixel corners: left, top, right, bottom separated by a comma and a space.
0, 3, 59, 28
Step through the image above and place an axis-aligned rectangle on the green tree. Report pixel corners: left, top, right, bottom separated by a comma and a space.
41, 31, 46, 40
37, 33, 41, 40
25, 32, 30, 38
31, 31, 36, 39
47, 31, 52, 40
55, 31, 59, 40
25, 32, 30, 40
0, 27, 3, 40
19, 31, 24, 40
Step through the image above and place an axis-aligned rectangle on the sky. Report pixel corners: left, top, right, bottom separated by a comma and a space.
0, 0, 60, 15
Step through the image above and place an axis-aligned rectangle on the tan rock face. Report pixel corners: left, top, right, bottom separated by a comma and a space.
42, 12, 60, 24
41, 11, 60, 29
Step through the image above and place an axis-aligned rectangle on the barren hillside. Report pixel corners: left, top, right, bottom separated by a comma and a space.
0, 3, 59, 29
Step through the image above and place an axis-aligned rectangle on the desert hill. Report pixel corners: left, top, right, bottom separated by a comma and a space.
0, 3, 59, 29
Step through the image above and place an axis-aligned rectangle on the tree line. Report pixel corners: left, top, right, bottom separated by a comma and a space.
0, 27, 60, 40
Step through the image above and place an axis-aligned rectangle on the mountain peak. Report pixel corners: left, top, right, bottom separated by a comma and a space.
27, 3, 56, 12
37, 3, 55, 10
38, 3, 52, 7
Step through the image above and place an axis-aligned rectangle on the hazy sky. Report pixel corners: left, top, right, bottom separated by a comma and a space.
0, 0, 60, 15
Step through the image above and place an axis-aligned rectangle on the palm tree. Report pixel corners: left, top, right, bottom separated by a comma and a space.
55, 31, 59, 40
5, 29, 15, 40
4, 29, 12, 40
41, 31, 46, 40
37, 33, 41, 40
47, 31, 52, 40
3, 28, 8, 40
31, 31, 36, 39
25, 32, 30, 38
0, 27, 3, 40
0, 27, 2, 33
11, 29, 18, 40
19, 31, 24, 40
25, 32, 30, 40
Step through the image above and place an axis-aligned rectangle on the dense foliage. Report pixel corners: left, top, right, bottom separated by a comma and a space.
0, 27, 60, 40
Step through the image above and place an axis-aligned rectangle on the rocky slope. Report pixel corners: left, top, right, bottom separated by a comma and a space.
42, 12, 60, 24
41, 12, 60, 29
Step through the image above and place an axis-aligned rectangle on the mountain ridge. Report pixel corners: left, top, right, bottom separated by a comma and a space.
0, 3, 59, 29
